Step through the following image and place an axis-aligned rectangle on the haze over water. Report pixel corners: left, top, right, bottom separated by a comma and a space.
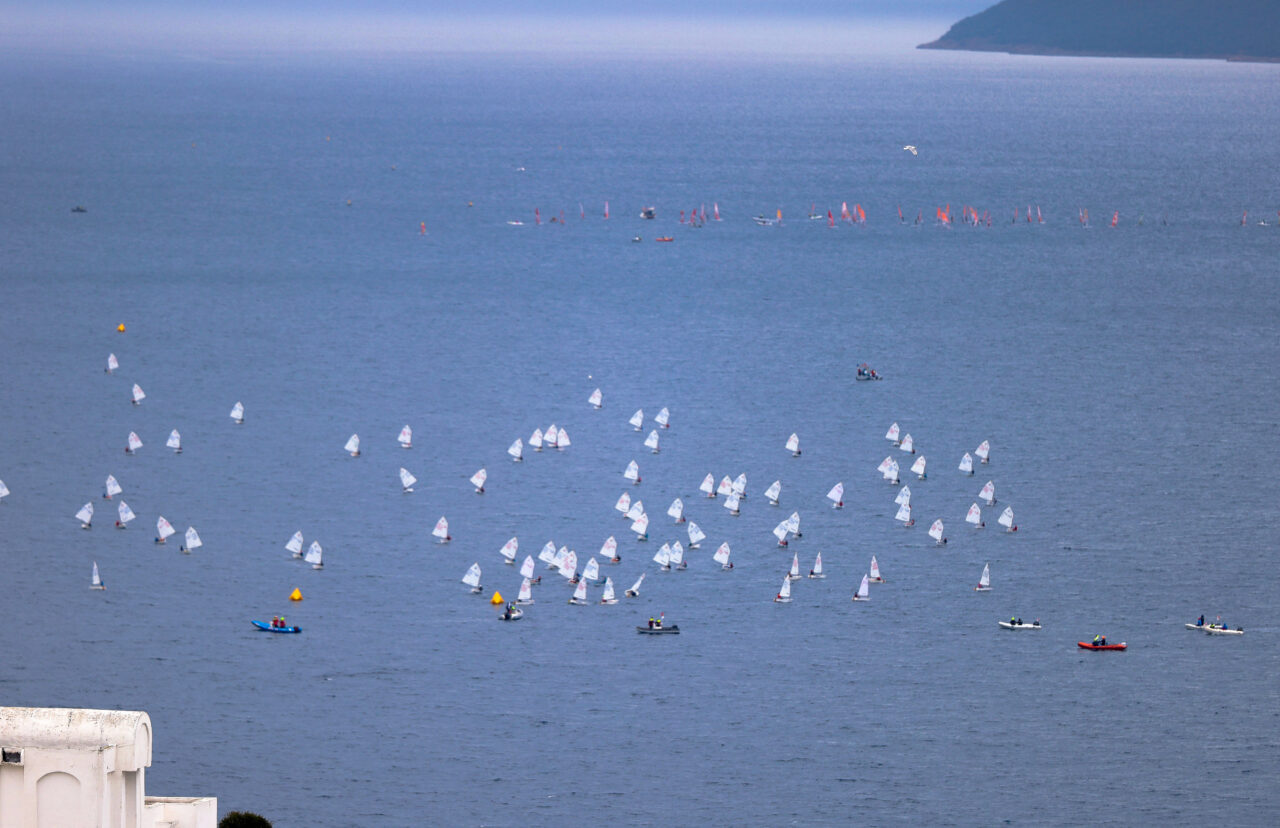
3, 23, 1279, 826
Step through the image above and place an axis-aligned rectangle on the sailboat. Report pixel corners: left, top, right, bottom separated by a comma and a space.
131, 384, 146, 405
306, 541, 324, 570
928, 519, 946, 546
979, 481, 996, 506
911, 456, 927, 479
900, 434, 915, 454
615, 490, 632, 516
667, 498, 685, 523
640, 430, 660, 457
539, 541, 558, 568
116, 500, 135, 529
394, 425, 412, 449
155, 516, 175, 544
732, 474, 748, 499
959, 452, 974, 475
588, 388, 603, 409
508, 438, 523, 461
516, 578, 535, 605
167, 429, 182, 453
786, 511, 802, 538
724, 492, 741, 516
624, 460, 641, 485
774, 577, 792, 603
106, 353, 118, 374
433, 517, 451, 543
885, 422, 900, 445
975, 440, 990, 465
76, 502, 94, 529
230, 402, 244, 424
788, 553, 801, 581
599, 536, 620, 564
895, 502, 914, 527
629, 409, 644, 431
545, 424, 559, 448
895, 485, 911, 506
869, 556, 885, 583
670, 541, 686, 570
399, 467, 417, 493
555, 428, 570, 450
654, 544, 672, 571
631, 512, 650, 541
600, 577, 618, 604
717, 476, 734, 497
90, 562, 105, 590
885, 460, 900, 485
764, 480, 782, 506
104, 474, 122, 499
625, 572, 645, 597
773, 520, 790, 547
462, 563, 482, 593
975, 563, 992, 592
625, 499, 645, 522
560, 550, 577, 581
125, 432, 143, 454
344, 434, 361, 457
582, 557, 601, 583
966, 503, 985, 529
655, 407, 670, 429
529, 428, 543, 452
785, 433, 801, 456
809, 553, 825, 579
713, 542, 732, 570
286, 530, 304, 557
700, 473, 716, 498
826, 482, 843, 509
852, 574, 870, 602
998, 506, 1016, 532
499, 537, 518, 565
470, 468, 487, 494
181, 526, 202, 554
687, 521, 705, 549
520, 556, 536, 580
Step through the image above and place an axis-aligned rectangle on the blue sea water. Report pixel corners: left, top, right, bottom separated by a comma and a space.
2, 43, 1280, 826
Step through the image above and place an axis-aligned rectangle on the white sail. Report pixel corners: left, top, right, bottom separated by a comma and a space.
854, 574, 870, 601
582, 557, 600, 581
117, 501, 135, 526
555, 428, 570, 449
885, 460, 899, 483
184, 526, 202, 550
615, 491, 631, 515
869, 556, 882, 581
911, 456, 927, 477
539, 542, 558, 565
398, 425, 412, 447
669, 541, 684, 567
285, 530, 303, 554
571, 579, 587, 603
977, 562, 991, 590
399, 467, 417, 491
91, 562, 104, 589
877, 456, 894, 475
623, 460, 640, 483
776, 577, 792, 601
653, 544, 671, 567
885, 422, 900, 443
600, 578, 616, 603
811, 553, 824, 576
764, 480, 782, 504
166, 429, 181, 450
975, 440, 990, 462
667, 498, 684, 521
826, 482, 843, 507
462, 563, 482, 588
305, 541, 323, 568
627, 573, 645, 596
687, 521, 705, 547
625, 500, 645, 522
644, 429, 660, 452
789, 553, 800, 578
631, 512, 649, 536
127, 432, 143, 452
786, 512, 801, 535
75, 502, 94, 525
959, 452, 974, 474
106, 353, 118, 373
601, 536, 618, 559
230, 401, 244, 423
544, 424, 559, 446
732, 474, 748, 496
773, 521, 789, 543
979, 480, 996, 505
344, 434, 360, 455
520, 556, 536, 579
964, 504, 982, 527
895, 503, 912, 524
0, 479, 7, 500
588, 388, 603, 408
499, 537, 519, 562
156, 516, 175, 541
518, 578, 533, 603
928, 519, 944, 542
895, 485, 911, 506
132, 384, 145, 404
432, 516, 450, 540
654, 407, 670, 428
629, 409, 644, 430
998, 506, 1015, 529
529, 428, 543, 450
785, 433, 801, 455
717, 476, 734, 496
105, 474, 123, 498
723, 493, 741, 514
713, 542, 731, 566
554, 546, 571, 573
470, 468, 487, 491
900, 434, 914, 453
508, 438, 523, 460
700, 473, 716, 496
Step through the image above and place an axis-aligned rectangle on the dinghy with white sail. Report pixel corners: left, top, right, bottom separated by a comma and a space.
911, 456, 927, 479
76, 502, 94, 529
599, 577, 617, 604
399, 468, 417, 493
785, 433, 801, 456
462, 563, 482, 593
764, 480, 782, 506
899, 434, 915, 454
555, 428, 570, 450
517, 578, 535, 604
667, 498, 685, 523
625, 499, 645, 522
106, 353, 118, 374
885, 422, 900, 445
869, 556, 885, 583
629, 409, 644, 431
544, 425, 559, 448
582, 557, 601, 583
979, 481, 996, 506
91, 562, 105, 590
344, 434, 361, 457
975, 440, 990, 465
132, 384, 146, 405
786, 511, 802, 538
398, 425, 412, 448
529, 428, 543, 452
826, 482, 843, 509
687, 521, 705, 549
167, 430, 182, 453
588, 388, 603, 409
625, 572, 645, 597
998, 506, 1016, 532
959, 452, 974, 475
895, 502, 914, 527
499, 537, 518, 565
601, 536, 620, 563
732, 474, 748, 500
654, 544, 671, 571
155, 516, 175, 544
508, 438, 523, 461
966, 503, 984, 528
809, 553, 825, 579
433, 516, 451, 543
470, 468, 487, 494
655, 407, 670, 429
895, 485, 911, 506
975, 563, 991, 592
788, 553, 801, 580
116, 500, 135, 529
774, 576, 793, 603
713, 542, 732, 569
631, 512, 649, 541
104, 474, 122, 500
286, 531, 304, 557
852, 574, 870, 602
644, 430, 660, 454
126, 432, 143, 454
928, 519, 946, 545
624, 460, 641, 485
181, 526, 202, 553
700, 473, 716, 498
305, 541, 324, 570
717, 476, 734, 497
520, 556, 536, 580
615, 491, 631, 516
540, 542, 559, 568
670, 541, 686, 570
772, 520, 790, 547
724, 492, 741, 516
230, 402, 244, 424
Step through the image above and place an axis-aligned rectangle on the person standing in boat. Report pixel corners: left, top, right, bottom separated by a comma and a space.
1196, 614, 1205, 627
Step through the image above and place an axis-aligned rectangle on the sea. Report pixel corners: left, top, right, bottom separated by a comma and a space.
2, 31, 1279, 827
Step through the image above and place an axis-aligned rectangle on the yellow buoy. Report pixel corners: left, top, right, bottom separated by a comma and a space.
117, 323, 126, 333
490, 591, 504, 605
289, 588, 303, 601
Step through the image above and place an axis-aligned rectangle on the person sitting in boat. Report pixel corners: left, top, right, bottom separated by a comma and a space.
1093, 634, 1106, 646
726, 562, 734, 569
655, 616, 663, 629
271, 616, 278, 628
610, 555, 622, 564
1196, 614, 1205, 626
648, 617, 655, 629
809, 569, 816, 577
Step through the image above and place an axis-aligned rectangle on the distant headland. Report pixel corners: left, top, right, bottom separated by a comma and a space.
919, 0, 1280, 63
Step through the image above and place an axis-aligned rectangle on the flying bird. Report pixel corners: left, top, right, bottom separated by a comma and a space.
903, 145, 918, 156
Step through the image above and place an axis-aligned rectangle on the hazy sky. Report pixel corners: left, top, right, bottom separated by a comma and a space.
0, 1, 992, 56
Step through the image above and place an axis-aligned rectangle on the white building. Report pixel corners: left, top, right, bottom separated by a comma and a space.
0, 707, 216, 828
